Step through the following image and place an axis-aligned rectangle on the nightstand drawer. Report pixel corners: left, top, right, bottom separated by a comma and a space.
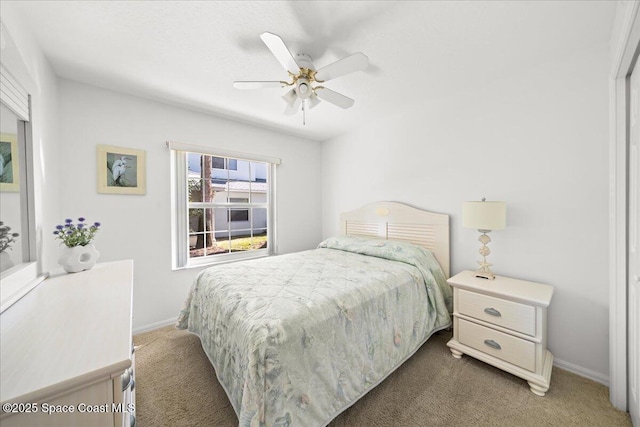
458, 318, 536, 371
458, 289, 536, 336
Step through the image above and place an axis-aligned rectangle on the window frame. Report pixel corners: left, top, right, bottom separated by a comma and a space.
169, 141, 279, 270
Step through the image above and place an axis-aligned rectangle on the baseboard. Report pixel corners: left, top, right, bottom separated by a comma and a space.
133, 317, 177, 335
553, 357, 609, 386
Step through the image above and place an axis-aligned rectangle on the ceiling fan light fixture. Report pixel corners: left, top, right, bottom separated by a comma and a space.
284, 97, 301, 115
308, 93, 321, 109
282, 88, 297, 107
296, 78, 312, 99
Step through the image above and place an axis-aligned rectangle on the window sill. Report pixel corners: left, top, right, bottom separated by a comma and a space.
173, 250, 274, 271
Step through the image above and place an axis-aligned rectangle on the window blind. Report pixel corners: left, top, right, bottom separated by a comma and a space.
0, 65, 29, 121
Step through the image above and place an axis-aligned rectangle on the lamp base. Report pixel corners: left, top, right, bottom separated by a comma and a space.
475, 230, 496, 280
474, 270, 496, 280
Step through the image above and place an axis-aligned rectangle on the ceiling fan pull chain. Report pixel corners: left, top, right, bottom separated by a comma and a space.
302, 100, 306, 125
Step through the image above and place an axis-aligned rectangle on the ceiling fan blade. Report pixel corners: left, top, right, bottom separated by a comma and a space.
284, 97, 301, 115
315, 52, 369, 82
315, 87, 355, 109
260, 32, 300, 74
233, 81, 286, 89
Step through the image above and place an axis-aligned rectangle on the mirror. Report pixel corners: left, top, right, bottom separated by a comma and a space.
0, 19, 40, 312
0, 103, 24, 272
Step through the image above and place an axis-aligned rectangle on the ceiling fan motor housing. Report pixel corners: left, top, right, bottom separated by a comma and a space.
295, 53, 314, 70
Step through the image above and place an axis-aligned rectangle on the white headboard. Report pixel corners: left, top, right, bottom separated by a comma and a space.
340, 201, 450, 278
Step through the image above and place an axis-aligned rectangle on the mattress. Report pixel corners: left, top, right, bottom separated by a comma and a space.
177, 235, 452, 426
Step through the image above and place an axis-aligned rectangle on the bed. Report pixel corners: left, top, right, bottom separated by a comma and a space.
177, 202, 452, 426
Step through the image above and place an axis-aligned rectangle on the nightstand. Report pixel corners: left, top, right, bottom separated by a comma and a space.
446, 270, 554, 396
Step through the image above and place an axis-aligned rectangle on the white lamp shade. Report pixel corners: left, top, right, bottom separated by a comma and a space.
282, 88, 297, 107
462, 201, 506, 230
308, 93, 321, 109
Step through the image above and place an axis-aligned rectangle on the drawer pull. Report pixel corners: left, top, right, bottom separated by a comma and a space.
484, 339, 502, 350
484, 307, 502, 317
121, 370, 132, 391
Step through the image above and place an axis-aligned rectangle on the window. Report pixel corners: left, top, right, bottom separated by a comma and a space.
228, 198, 249, 222
212, 156, 237, 171
169, 142, 279, 269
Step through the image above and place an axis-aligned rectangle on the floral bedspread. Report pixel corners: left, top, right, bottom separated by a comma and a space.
177, 236, 452, 427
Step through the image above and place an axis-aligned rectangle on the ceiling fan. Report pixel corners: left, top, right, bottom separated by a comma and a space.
233, 32, 369, 124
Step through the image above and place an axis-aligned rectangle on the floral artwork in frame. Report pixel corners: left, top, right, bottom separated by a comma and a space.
0, 133, 19, 192
97, 145, 146, 195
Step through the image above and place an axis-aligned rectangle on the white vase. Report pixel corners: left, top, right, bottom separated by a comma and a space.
58, 244, 100, 273
0, 251, 14, 273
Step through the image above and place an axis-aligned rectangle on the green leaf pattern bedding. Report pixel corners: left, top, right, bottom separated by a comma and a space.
177, 236, 452, 426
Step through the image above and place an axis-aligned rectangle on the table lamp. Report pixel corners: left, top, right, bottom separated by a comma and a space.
462, 198, 506, 280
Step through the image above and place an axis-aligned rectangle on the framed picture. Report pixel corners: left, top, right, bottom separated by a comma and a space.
97, 145, 146, 195
0, 133, 19, 192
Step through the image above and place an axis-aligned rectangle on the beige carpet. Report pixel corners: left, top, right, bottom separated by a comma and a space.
133, 326, 631, 426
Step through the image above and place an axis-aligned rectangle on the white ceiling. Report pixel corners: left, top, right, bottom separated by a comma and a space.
6, 1, 616, 141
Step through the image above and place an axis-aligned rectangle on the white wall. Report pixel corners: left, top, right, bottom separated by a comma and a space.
56, 80, 322, 330
322, 44, 611, 380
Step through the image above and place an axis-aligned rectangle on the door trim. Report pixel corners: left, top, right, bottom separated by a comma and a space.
610, 0, 640, 411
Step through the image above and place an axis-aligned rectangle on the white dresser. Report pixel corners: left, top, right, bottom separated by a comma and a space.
0, 260, 136, 426
446, 270, 554, 396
